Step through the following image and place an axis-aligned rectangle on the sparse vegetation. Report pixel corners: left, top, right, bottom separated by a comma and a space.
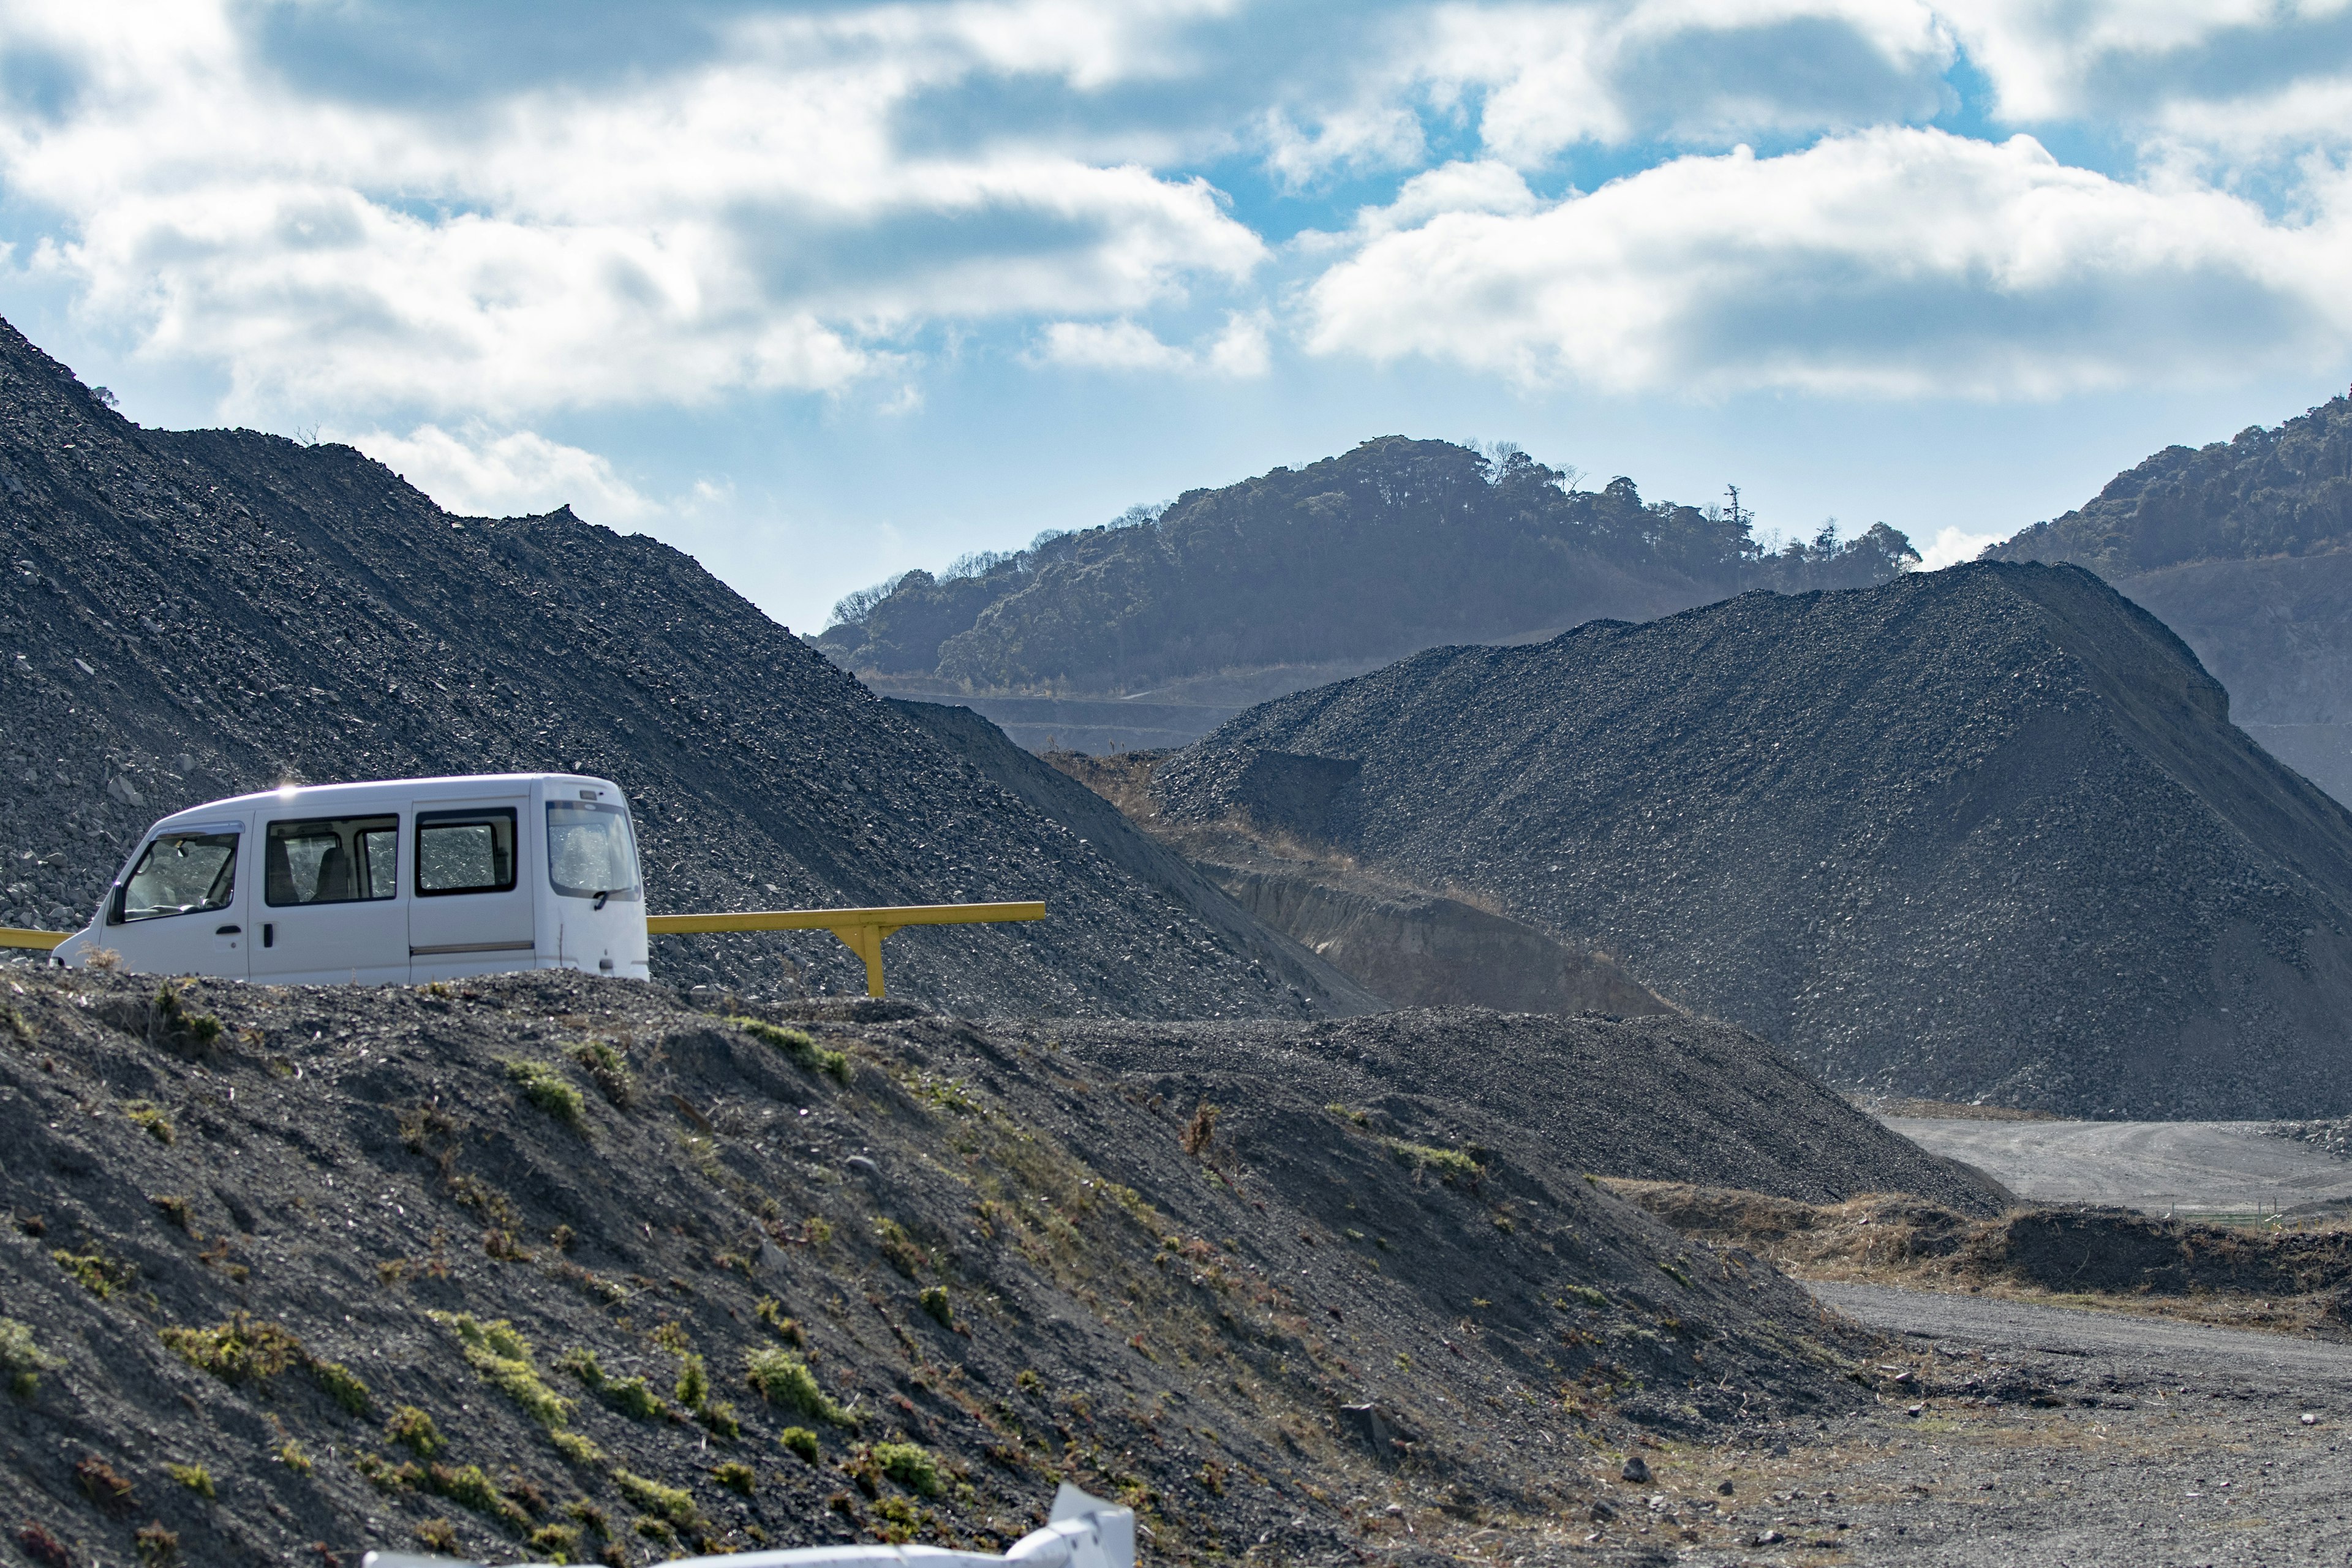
746, 1347, 845, 1423
714, 1460, 756, 1494
1387, 1139, 1484, 1183
779, 1427, 822, 1463
504, 1058, 587, 1130
873, 1441, 941, 1497
614, 1470, 697, 1528
1, 1317, 61, 1396
133, 1520, 179, 1566
527, 1521, 582, 1561
386, 1405, 445, 1456
55, 1247, 134, 1298
429, 1313, 572, 1428
731, 1016, 849, 1080
918, 1284, 955, 1328
165, 1463, 213, 1498
569, 1039, 634, 1107
124, 1101, 175, 1144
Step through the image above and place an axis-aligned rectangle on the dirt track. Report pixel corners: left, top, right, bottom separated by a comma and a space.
1698, 1281, 2352, 1566
1888, 1116, 2352, 1215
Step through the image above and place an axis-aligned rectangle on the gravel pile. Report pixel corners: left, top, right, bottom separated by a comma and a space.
0, 315, 1359, 1017
0, 970, 1881, 1567
1155, 562, 2352, 1118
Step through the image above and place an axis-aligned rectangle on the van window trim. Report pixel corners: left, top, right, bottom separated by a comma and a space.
263, 812, 402, 908
413, 806, 521, 898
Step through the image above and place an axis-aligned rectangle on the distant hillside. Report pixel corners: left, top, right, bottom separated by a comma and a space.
0, 315, 1364, 1018
1990, 390, 2352, 799
1150, 564, 2352, 1119
819, 439, 1919, 743
1991, 391, 2352, 575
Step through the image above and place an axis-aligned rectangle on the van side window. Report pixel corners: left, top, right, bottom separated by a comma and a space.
266, 815, 399, 907
111, 832, 239, 924
417, 809, 518, 895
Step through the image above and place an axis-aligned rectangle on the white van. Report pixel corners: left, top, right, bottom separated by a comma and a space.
51, 773, 651, 984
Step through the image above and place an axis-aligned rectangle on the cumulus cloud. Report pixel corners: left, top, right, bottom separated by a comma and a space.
1306, 127, 2352, 396
0, 0, 2348, 421
1034, 309, 1272, 375
0, 0, 1264, 421
345, 424, 656, 526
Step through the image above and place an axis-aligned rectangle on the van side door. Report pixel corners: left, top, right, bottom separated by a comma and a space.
250, 811, 407, 984
407, 799, 536, 979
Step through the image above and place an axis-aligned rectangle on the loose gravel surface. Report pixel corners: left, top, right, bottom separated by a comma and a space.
1890, 1117, 2352, 1215
0, 314, 1360, 1018
1716, 1282, 2352, 1567
1154, 562, 2352, 1118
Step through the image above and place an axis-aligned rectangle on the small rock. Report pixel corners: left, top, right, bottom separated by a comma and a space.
1620, 1456, 1651, 1484
2303, 1412, 2320, 1426
843, 1155, 880, 1177
1716, 1480, 1735, 1496
1588, 1501, 1616, 1524
1749, 1530, 1787, 1547
1905, 1403, 1925, 1418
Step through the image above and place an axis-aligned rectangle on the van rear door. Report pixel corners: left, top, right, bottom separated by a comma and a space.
407, 797, 535, 978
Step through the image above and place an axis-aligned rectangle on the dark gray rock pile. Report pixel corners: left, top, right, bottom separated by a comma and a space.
0, 970, 1879, 1566
1156, 562, 2352, 1117
0, 314, 1359, 1017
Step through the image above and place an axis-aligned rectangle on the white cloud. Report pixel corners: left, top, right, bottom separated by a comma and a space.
1307, 127, 2352, 397
1918, 522, 2011, 569
1033, 310, 1272, 375
0, 0, 1265, 422
345, 424, 656, 526
1036, 318, 1196, 371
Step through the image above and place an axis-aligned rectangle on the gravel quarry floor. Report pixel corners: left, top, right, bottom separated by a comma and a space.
1888, 1117, 2352, 1216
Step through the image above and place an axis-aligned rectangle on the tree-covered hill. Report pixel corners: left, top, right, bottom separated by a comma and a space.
1988, 390, 2352, 802
818, 437, 1919, 692
1989, 390, 2352, 575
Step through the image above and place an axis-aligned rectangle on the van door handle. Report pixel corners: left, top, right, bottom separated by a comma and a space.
215, 924, 241, 935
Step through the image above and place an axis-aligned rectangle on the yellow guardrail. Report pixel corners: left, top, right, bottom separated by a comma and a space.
0, 927, 69, 951
648, 901, 1047, 998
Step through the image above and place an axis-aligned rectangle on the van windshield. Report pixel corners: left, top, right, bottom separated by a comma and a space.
548, 801, 641, 901
114, 832, 239, 923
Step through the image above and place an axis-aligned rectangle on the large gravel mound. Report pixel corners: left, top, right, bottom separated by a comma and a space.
0, 969, 1874, 1567
0, 315, 1358, 1017
1155, 562, 2352, 1118
1036, 1008, 2008, 1215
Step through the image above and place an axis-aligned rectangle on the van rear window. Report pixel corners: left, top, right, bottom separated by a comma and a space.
113, 832, 239, 924
417, 808, 518, 895
266, 815, 398, 907
548, 801, 641, 901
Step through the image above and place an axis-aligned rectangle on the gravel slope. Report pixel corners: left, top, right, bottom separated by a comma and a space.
0, 315, 1359, 1017
0, 971, 1880, 1568
1035, 1008, 2009, 1214
1155, 562, 2352, 1117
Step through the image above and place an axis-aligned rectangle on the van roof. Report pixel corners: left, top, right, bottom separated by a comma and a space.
149, 773, 624, 829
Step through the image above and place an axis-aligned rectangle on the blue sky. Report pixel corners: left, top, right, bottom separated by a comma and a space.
2, 1, 2350, 631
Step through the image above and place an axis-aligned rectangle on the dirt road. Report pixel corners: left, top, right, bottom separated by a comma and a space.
1887, 1115, 2352, 1214
1638, 1282, 2352, 1565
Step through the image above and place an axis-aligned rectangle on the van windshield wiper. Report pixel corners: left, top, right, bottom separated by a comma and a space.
593, 889, 618, 910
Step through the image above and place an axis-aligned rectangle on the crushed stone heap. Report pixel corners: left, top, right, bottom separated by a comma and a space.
1155, 562, 2352, 1118
0, 971, 1885, 1567
0, 315, 1360, 1017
